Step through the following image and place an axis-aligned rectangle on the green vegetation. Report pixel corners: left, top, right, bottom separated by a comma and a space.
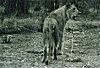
0, 0, 100, 67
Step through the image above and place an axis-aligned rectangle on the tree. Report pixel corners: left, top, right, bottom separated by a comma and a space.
4, 0, 17, 15
16, 0, 29, 14
44, 0, 59, 12
4, 0, 29, 15
0, 0, 5, 6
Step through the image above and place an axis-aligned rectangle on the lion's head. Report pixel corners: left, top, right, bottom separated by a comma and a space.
66, 3, 80, 20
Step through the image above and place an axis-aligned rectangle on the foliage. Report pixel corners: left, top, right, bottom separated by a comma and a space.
0, 0, 99, 16
4, 0, 29, 15
0, 17, 40, 34
34, 5, 41, 11
0, 0, 5, 6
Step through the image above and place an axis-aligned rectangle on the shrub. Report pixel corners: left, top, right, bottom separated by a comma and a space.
34, 17, 44, 32
34, 5, 41, 11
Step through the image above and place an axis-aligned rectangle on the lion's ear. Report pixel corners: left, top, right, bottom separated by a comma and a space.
65, 3, 71, 9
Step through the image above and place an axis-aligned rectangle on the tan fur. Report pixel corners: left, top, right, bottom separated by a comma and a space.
42, 3, 79, 65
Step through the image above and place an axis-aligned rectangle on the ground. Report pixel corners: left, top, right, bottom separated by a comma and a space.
0, 20, 100, 68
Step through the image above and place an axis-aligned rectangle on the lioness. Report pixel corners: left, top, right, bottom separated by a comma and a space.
42, 3, 80, 65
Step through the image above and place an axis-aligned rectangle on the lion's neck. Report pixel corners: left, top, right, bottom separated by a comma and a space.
47, 5, 68, 26
48, 5, 68, 20
51, 5, 66, 17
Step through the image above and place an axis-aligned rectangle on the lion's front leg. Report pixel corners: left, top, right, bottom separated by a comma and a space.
54, 38, 57, 60
57, 30, 63, 55
53, 28, 59, 60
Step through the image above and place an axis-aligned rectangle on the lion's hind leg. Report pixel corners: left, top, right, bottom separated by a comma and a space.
42, 18, 58, 65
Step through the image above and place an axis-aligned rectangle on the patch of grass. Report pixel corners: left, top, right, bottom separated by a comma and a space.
66, 20, 100, 31
81, 21, 100, 29
65, 57, 83, 62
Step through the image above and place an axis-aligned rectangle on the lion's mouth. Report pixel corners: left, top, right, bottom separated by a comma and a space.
72, 16, 77, 20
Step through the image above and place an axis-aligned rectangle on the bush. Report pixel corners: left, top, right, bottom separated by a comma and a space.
34, 17, 44, 32
17, 18, 39, 32
34, 5, 41, 11
0, 6, 5, 14
0, 17, 38, 34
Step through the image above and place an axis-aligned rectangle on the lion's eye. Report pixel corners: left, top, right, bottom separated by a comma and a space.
73, 8, 75, 10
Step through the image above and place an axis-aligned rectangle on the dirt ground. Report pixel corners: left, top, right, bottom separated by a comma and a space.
0, 20, 100, 68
